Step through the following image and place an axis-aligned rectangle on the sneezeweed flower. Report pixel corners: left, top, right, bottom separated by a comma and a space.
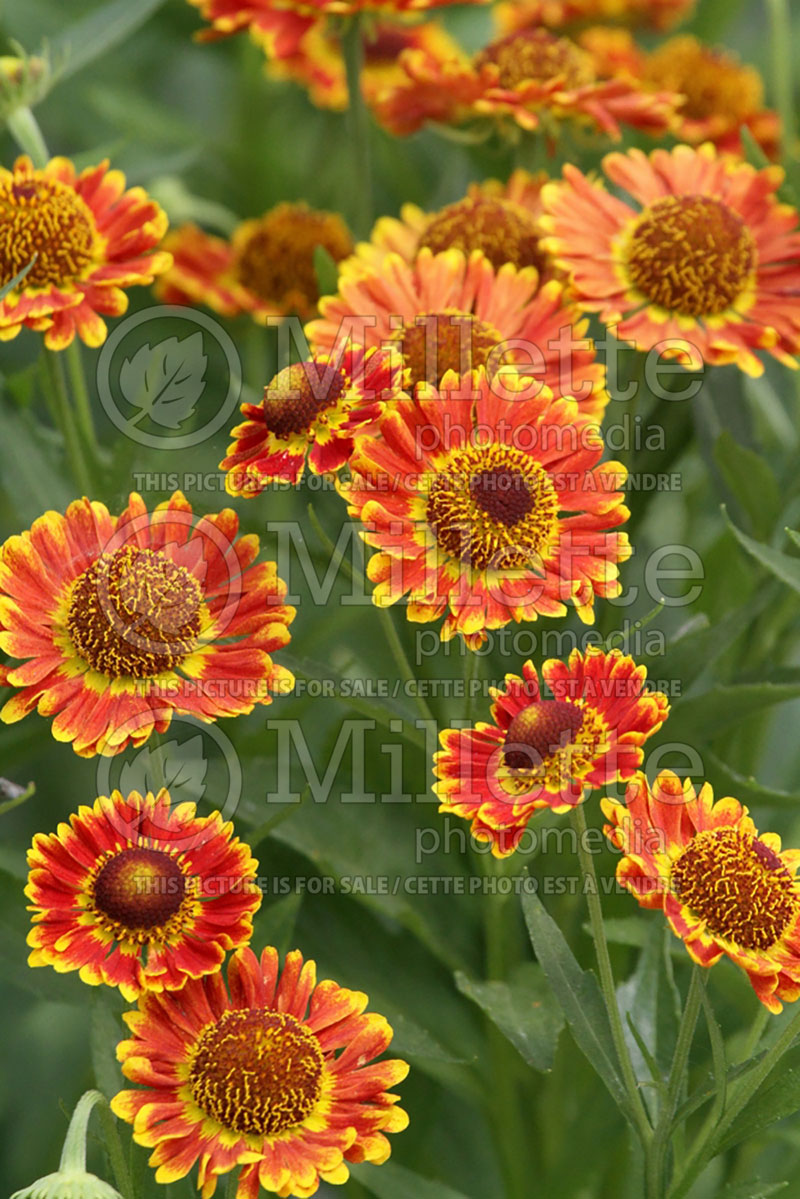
603, 772, 800, 1012
11, 1090, 122, 1199
342, 368, 630, 647
434, 648, 669, 856
0, 155, 171, 350
0, 491, 295, 756
495, 0, 696, 32
111, 945, 409, 1197
371, 26, 678, 140
307, 247, 609, 420
26, 789, 261, 1000
222, 344, 407, 493
541, 144, 800, 377
156, 202, 352, 323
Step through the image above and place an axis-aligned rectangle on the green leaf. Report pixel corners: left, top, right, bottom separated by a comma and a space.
251, 892, 303, 959
715, 1056, 800, 1153
351, 1161, 473, 1199
52, 0, 170, 81
0, 256, 37, 303
665, 682, 800, 745
713, 434, 781, 539
455, 961, 564, 1072
0, 401, 73, 524
90, 994, 126, 1098
725, 508, 800, 595
521, 889, 628, 1114
705, 751, 800, 810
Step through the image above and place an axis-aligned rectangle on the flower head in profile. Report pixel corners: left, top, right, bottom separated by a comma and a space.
11, 1090, 122, 1199
222, 344, 407, 493
603, 772, 800, 1012
111, 945, 409, 1197
0, 155, 171, 349
26, 789, 261, 1001
156, 203, 353, 323
541, 144, 800, 377
342, 368, 630, 648
307, 246, 609, 420
434, 648, 668, 855
0, 491, 294, 756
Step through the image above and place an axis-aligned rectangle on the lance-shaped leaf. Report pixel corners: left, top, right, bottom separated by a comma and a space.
455, 962, 564, 1072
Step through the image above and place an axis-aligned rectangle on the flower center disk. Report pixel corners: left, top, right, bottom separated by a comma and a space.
262, 361, 347, 438
0, 175, 97, 289
67, 546, 203, 679
671, 828, 798, 950
643, 37, 763, 124
426, 445, 560, 572
189, 1008, 324, 1137
92, 847, 187, 930
420, 198, 545, 274
476, 30, 596, 90
393, 310, 502, 388
503, 700, 584, 769
625, 194, 755, 317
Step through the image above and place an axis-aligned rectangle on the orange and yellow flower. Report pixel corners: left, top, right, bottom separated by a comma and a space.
495, 0, 696, 32
26, 789, 261, 1001
156, 204, 353, 323
341, 368, 630, 647
603, 772, 800, 1013
541, 144, 800, 377
0, 491, 294, 757
371, 26, 678, 140
222, 344, 407, 492
111, 945, 409, 1198
435, 648, 669, 856
0, 155, 171, 350
307, 247, 609, 420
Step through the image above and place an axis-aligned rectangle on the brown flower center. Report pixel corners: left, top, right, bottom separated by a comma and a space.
190, 1008, 324, 1137
671, 828, 798, 950
92, 847, 186, 930
625, 194, 755, 317
642, 36, 764, 125
426, 444, 560, 572
420, 197, 546, 274
0, 175, 97, 289
476, 30, 596, 90
233, 204, 353, 321
67, 546, 203, 679
392, 310, 502, 389
262, 360, 348, 438
503, 701, 585, 769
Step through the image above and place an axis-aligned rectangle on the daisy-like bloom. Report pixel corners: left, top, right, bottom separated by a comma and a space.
434, 648, 668, 856
156, 203, 353, 323
0, 155, 171, 350
0, 491, 294, 757
111, 945, 409, 1198
307, 247, 609, 420
342, 368, 630, 647
371, 25, 678, 140
541, 145, 800, 377
26, 789, 261, 1001
603, 772, 800, 1013
495, 0, 695, 32
221, 344, 407, 493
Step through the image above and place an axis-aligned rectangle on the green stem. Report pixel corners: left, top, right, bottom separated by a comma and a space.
570, 804, 652, 1147
646, 966, 705, 1198
341, 17, 372, 237
670, 1002, 800, 1198
378, 604, 436, 727
464, 646, 481, 724
6, 105, 49, 167
766, 0, 797, 167
42, 350, 93, 493
736, 1004, 770, 1064
58, 1090, 106, 1173
96, 1101, 135, 1199
65, 341, 102, 466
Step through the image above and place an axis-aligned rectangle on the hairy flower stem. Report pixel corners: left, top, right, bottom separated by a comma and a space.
42, 350, 94, 494
342, 17, 373, 238
766, 0, 797, 169
65, 341, 103, 468
7, 105, 48, 167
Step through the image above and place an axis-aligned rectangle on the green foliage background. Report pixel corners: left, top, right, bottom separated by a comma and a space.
2, 1, 800, 1196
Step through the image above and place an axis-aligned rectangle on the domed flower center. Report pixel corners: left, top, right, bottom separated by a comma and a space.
92, 847, 187, 930
262, 360, 348, 438
420, 197, 546, 274
671, 828, 798, 950
393, 310, 502, 388
642, 37, 763, 124
190, 1008, 324, 1137
476, 30, 596, 90
234, 205, 353, 320
67, 546, 203, 679
503, 701, 585, 769
0, 175, 97, 289
426, 445, 560, 572
625, 194, 755, 317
